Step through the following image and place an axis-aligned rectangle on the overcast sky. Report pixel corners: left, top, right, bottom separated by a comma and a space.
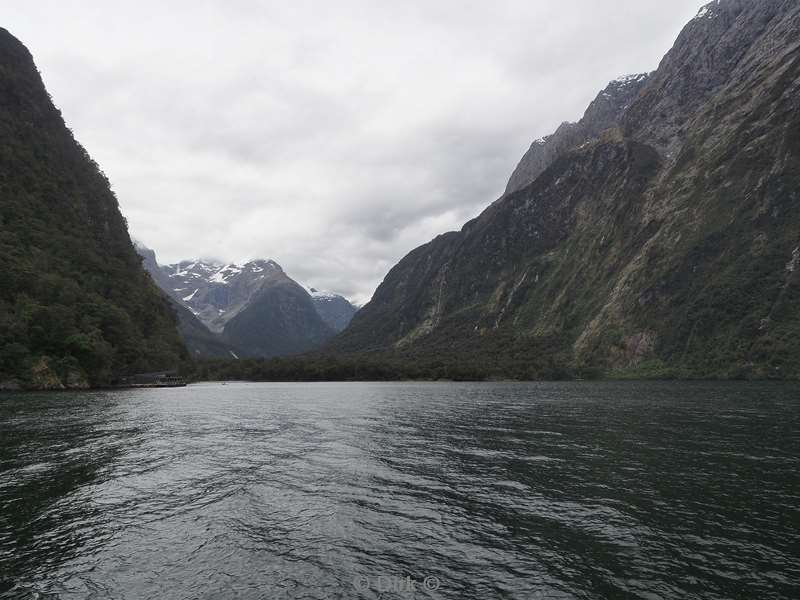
4, 0, 705, 303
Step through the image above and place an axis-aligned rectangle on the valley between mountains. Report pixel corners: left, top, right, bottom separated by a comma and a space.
2, 0, 800, 388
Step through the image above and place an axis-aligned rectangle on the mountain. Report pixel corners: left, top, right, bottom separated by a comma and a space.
306, 288, 358, 332
135, 241, 175, 296
223, 277, 334, 358
135, 243, 353, 357
332, 0, 800, 379
168, 298, 239, 359
133, 242, 236, 358
0, 29, 186, 389
153, 256, 285, 333
505, 72, 651, 195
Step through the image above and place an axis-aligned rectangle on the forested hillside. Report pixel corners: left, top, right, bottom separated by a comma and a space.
0, 28, 186, 389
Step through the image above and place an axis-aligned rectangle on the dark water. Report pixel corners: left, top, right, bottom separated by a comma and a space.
1, 382, 798, 599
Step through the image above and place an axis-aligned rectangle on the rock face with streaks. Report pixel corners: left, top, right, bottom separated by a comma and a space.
332, 0, 800, 378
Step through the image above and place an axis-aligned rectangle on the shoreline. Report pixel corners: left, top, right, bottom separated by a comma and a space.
3, 377, 799, 393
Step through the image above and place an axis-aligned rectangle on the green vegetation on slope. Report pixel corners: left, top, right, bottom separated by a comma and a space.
0, 28, 186, 389
329, 2, 800, 379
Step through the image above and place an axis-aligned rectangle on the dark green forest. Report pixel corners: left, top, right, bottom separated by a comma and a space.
0, 28, 186, 389
187, 330, 794, 384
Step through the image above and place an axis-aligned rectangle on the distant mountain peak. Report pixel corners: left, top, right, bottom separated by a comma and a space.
613, 72, 650, 85
303, 286, 358, 331
505, 70, 652, 195
305, 286, 339, 300
693, 0, 725, 21
134, 243, 359, 354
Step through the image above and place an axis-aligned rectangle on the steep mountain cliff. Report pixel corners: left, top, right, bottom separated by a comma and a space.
0, 29, 186, 388
332, 0, 800, 379
505, 72, 651, 195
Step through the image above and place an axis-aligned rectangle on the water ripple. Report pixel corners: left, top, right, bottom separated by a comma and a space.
1, 381, 799, 599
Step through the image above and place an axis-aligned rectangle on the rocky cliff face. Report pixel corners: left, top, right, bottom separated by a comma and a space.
506, 72, 651, 195
333, 0, 800, 379
0, 29, 186, 389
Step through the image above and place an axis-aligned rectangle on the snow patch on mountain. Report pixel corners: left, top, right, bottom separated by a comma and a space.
136, 242, 358, 335
694, 1, 719, 20
307, 287, 338, 300
614, 73, 650, 85
208, 264, 247, 284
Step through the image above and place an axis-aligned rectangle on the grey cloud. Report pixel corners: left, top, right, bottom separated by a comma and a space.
3, 0, 706, 304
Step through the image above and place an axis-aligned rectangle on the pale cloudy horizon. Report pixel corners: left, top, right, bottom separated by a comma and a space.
3, 0, 706, 304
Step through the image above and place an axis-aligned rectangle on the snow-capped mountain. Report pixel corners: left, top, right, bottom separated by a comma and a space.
135, 242, 358, 357
161, 258, 285, 333
305, 287, 359, 332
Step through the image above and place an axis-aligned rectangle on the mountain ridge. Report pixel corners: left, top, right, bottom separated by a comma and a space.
505, 72, 651, 195
135, 242, 357, 358
330, 0, 800, 379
